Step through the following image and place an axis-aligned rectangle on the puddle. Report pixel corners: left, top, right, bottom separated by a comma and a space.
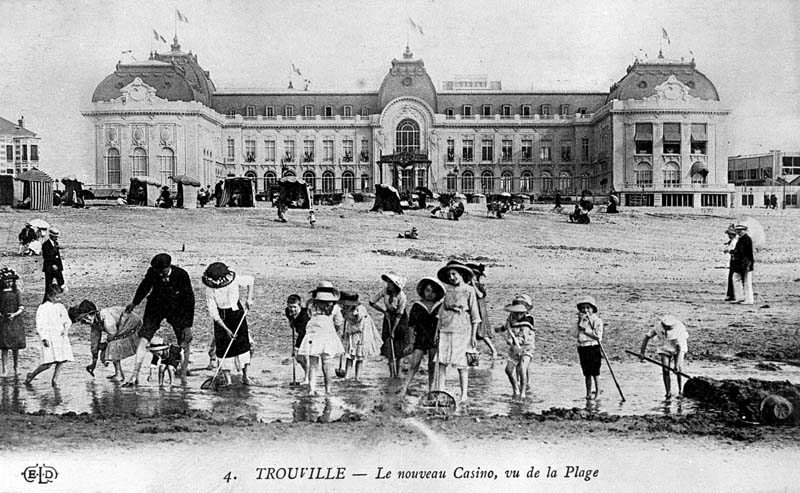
3, 340, 800, 423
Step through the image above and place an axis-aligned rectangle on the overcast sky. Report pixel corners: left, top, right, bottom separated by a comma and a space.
0, 0, 797, 181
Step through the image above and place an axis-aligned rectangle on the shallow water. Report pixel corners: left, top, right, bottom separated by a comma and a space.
3, 341, 800, 423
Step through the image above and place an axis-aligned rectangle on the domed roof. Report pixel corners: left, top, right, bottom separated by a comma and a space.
606, 53, 719, 103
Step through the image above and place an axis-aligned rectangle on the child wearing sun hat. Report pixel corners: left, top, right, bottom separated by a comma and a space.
575, 295, 603, 400
369, 271, 409, 378
300, 281, 345, 395
640, 315, 689, 398
399, 277, 446, 396
500, 296, 536, 399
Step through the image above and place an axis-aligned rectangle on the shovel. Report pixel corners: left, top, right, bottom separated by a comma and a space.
419, 326, 456, 409
625, 350, 693, 379
201, 308, 248, 390
599, 342, 625, 402
335, 354, 346, 378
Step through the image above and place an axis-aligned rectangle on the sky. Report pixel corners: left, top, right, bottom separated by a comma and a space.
0, 0, 797, 182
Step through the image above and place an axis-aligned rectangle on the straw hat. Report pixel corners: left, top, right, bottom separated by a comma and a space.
436, 260, 473, 285
381, 271, 406, 290
514, 294, 533, 311
48, 227, 60, 238
68, 299, 98, 322
734, 224, 748, 231
660, 315, 686, 331
338, 291, 360, 306
504, 298, 530, 313
576, 295, 598, 313
310, 281, 340, 302
725, 223, 737, 235
415, 277, 445, 301
0, 268, 19, 281
147, 336, 169, 352
202, 262, 236, 289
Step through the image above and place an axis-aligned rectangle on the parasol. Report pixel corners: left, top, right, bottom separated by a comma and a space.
170, 175, 201, 186
515, 193, 530, 199
736, 217, 766, 249
500, 192, 512, 198
29, 219, 50, 230
454, 193, 467, 200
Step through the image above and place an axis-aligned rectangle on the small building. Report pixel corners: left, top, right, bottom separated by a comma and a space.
728, 150, 800, 208
0, 116, 41, 177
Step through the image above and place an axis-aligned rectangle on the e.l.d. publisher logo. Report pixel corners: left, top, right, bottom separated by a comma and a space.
22, 464, 58, 484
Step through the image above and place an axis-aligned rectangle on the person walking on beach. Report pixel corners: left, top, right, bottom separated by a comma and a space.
730, 224, 754, 305
723, 224, 738, 301
0, 269, 25, 376
41, 227, 65, 297
639, 315, 689, 398
25, 285, 73, 386
575, 295, 603, 400
399, 277, 445, 396
123, 253, 195, 386
70, 300, 141, 382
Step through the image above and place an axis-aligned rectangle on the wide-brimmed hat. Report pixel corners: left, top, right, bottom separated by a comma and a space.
150, 253, 172, 270
48, 227, 60, 238
380, 271, 406, 290
725, 223, 737, 235
68, 299, 98, 322
504, 298, 530, 313
147, 336, 169, 351
202, 262, 236, 289
415, 277, 445, 301
0, 268, 19, 281
339, 291, 360, 306
660, 315, 686, 331
310, 281, 340, 302
576, 295, 598, 313
466, 263, 487, 278
514, 294, 533, 311
734, 224, 748, 231
436, 260, 473, 285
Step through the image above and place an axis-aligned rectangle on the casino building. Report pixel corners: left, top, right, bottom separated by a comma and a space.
83, 38, 733, 207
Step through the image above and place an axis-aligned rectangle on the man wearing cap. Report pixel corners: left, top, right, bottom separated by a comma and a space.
123, 253, 195, 385
41, 227, 64, 298
640, 315, 689, 397
730, 224, 754, 305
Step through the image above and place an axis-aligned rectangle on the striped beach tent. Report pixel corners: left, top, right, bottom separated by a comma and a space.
16, 168, 54, 211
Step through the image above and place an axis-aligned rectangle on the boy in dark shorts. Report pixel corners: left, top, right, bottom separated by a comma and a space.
574, 296, 603, 400
286, 294, 310, 372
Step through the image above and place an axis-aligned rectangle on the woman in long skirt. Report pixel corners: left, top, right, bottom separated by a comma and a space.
203, 262, 254, 386
0, 269, 25, 376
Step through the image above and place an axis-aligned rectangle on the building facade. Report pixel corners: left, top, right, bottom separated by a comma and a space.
728, 150, 800, 208
0, 116, 40, 176
83, 40, 733, 206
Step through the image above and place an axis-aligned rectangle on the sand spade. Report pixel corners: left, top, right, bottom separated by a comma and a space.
418, 325, 457, 409
625, 350, 693, 380
335, 354, 346, 378
201, 308, 248, 390
599, 342, 625, 402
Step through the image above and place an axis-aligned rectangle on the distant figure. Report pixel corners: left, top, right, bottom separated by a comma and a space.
553, 192, 562, 211
18, 222, 38, 256
42, 228, 65, 297
769, 195, 778, 210
157, 186, 173, 209
607, 194, 619, 213
398, 227, 418, 239
197, 187, 209, 208
448, 200, 465, 221
308, 209, 317, 228
214, 180, 224, 207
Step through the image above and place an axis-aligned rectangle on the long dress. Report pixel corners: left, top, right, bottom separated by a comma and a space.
372, 290, 410, 360
298, 311, 344, 358
97, 307, 141, 362
35, 301, 73, 364
342, 304, 382, 360
436, 284, 480, 368
205, 276, 253, 371
0, 289, 25, 350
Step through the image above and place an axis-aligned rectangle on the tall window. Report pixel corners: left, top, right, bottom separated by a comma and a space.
481, 138, 494, 162
323, 139, 334, 162
106, 148, 120, 184
158, 148, 175, 185
264, 139, 276, 162
635, 123, 653, 154
303, 105, 314, 118
303, 170, 316, 190
462, 105, 473, 118
226, 138, 235, 160
581, 137, 590, 161
341, 171, 354, 192
323, 106, 333, 118
284, 105, 295, 117
501, 139, 513, 161
446, 173, 457, 192
245, 139, 256, 162
663, 162, 681, 186
342, 139, 354, 162
560, 143, 572, 162
461, 170, 475, 193
500, 171, 513, 192
559, 171, 571, 191
447, 138, 455, 162
540, 140, 552, 161
400, 169, 414, 192
663, 123, 681, 154
131, 147, 148, 176
396, 120, 420, 154
343, 106, 353, 117
264, 171, 277, 191
303, 139, 315, 162
580, 174, 589, 191
462, 137, 474, 161
322, 171, 335, 192
361, 107, 369, 117
360, 173, 370, 191
5, 145, 12, 162
520, 171, 533, 192
245, 171, 257, 191
560, 104, 570, 116
284, 139, 295, 161
360, 138, 369, 162
482, 105, 492, 117
481, 170, 494, 192
416, 168, 426, 188
635, 162, 653, 185
265, 106, 275, 118
501, 105, 512, 117
541, 172, 553, 192
521, 105, 532, 118
540, 105, 551, 117
30, 145, 38, 161
690, 123, 707, 154
521, 139, 533, 160
246, 106, 255, 118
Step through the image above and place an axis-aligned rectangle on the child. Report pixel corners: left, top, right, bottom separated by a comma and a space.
639, 315, 689, 398
286, 294, 310, 373
575, 295, 603, 400
338, 292, 382, 380
25, 285, 73, 386
467, 263, 498, 359
299, 282, 345, 395
146, 336, 182, 386
370, 271, 409, 378
0, 269, 25, 376
399, 277, 445, 395
499, 296, 535, 399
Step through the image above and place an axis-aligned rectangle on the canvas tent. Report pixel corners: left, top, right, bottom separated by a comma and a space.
127, 176, 161, 206
277, 176, 311, 209
170, 175, 201, 209
371, 184, 403, 214
218, 177, 255, 207
17, 168, 53, 210
60, 177, 85, 207
0, 175, 14, 206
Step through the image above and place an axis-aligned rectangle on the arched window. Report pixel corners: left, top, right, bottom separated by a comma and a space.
395, 119, 420, 154
481, 170, 494, 193
322, 171, 335, 193
520, 171, 533, 193
461, 170, 475, 193
282, 170, 296, 178
303, 170, 316, 190
264, 171, 277, 191
635, 162, 652, 186
690, 162, 707, 185
541, 172, 553, 192
446, 173, 457, 192
158, 148, 175, 185
106, 148, 120, 184
244, 171, 257, 192
500, 170, 513, 192
663, 162, 680, 186
559, 171, 572, 192
580, 174, 590, 192
131, 147, 148, 177
341, 171, 355, 193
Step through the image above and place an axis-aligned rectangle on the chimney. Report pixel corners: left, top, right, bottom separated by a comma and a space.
18, 116, 24, 128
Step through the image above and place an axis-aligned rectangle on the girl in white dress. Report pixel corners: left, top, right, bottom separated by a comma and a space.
25, 285, 73, 386
338, 292, 382, 380
298, 282, 344, 395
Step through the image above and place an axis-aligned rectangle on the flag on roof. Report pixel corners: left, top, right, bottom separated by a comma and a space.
291, 63, 302, 76
661, 27, 671, 45
177, 9, 189, 23
408, 17, 424, 35
153, 29, 166, 43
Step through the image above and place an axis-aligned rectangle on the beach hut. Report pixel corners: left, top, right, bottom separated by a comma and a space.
218, 177, 256, 207
17, 168, 53, 210
127, 176, 161, 206
277, 176, 311, 209
371, 184, 403, 214
60, 176, 85, 207
0, 175, 14, 206
170, 175, 201, 209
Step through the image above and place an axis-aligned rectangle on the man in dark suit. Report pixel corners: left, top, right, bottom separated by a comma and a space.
123, 253, 195, 385
731, 224, 754, 305
41, 227, 64, 299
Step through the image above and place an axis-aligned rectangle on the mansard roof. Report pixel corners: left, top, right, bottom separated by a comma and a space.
607, 53, 720, 103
